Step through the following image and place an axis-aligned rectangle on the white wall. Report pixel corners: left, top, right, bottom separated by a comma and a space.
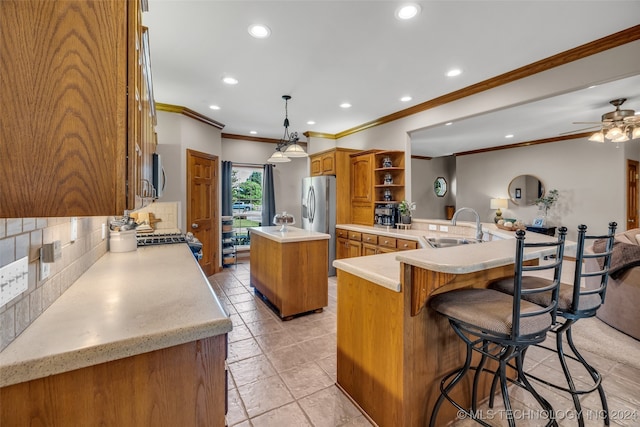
455, 138, 636, 240
155, 111, 222, 232
221, 138, 308, 222
411, 156, 456, 219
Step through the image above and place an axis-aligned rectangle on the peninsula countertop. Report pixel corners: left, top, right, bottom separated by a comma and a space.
0, 244, 231, 388
250, 226, 330, 243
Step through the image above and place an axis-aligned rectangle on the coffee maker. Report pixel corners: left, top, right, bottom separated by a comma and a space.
374, 203, 399, 227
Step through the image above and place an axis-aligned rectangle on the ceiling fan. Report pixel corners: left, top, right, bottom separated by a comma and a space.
568, 98, 640, 143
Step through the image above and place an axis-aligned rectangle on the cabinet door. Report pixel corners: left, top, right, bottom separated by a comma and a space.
336, 237, 349, 259
0, 0, 131, 217
347, 240, 362, 258
310, 155, 322, 176
351, 154, 374, 202
321, 152, 336, 175
362, 243, 378, 256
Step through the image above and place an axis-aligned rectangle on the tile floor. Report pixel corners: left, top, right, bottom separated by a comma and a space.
209, 261, 640, 427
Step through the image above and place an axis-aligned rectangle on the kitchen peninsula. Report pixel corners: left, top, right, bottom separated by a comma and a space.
0, 244, 231, 427
250, 226, 330, 319
333, 226, 565, 427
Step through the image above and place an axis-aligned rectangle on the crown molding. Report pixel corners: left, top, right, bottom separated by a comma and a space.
156, 103, 225, 129
222, 132, 307, 147
454, 132, 593, 156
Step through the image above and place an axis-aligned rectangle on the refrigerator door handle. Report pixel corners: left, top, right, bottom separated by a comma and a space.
309, 186, 316, 223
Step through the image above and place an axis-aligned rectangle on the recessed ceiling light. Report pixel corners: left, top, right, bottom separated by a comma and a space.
250, 131, 257, 135
505, 134, 514, 139
307, 120, 316, 125
445, 122, 453, 126
588, 85, 597, 89
248, 24, 271, 39
395, 4, 421, 20
446, 69, 462, 77
400, 96, 412, 102
209, 105, 220, 110
222, 76, 238, 85
340, 103, 352, 109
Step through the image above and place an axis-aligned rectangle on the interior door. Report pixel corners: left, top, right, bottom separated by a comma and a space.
627, 159, 638, 230
187, 149, 218, 276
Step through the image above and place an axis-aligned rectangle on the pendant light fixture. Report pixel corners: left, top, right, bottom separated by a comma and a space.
267, 95, 308, 163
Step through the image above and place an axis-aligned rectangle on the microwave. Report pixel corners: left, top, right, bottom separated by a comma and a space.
152, 153, 164, 198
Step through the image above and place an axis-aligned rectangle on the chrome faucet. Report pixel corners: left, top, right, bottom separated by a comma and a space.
451, 207, 483, 241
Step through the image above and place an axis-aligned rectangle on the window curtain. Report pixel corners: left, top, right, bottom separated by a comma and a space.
262, 164, 276, 227
221, 161, 233, 217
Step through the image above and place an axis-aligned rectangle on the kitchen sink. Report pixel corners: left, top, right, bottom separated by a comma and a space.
425, 237, 482, 248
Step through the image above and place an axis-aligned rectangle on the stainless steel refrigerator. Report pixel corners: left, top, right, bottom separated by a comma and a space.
301, 176, 337, 276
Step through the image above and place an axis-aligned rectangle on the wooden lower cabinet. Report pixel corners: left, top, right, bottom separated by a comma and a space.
0, 335, 228, 427
336, 228, 418, 258
250, 232, 328, 318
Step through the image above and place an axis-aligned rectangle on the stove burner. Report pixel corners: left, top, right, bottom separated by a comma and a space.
136, 233, 187, 247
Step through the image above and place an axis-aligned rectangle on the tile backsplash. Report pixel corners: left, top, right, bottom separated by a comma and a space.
0, 217, 108, 351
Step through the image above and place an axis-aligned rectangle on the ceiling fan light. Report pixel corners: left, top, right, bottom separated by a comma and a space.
613, 133, 629, 143
284, 143, 308, 157
267, 151, 291, 163
605, 126, 622, 139
588, 131, 605, 143
632, 127, 640, 140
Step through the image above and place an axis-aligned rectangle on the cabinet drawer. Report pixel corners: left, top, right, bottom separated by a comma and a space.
336, 228, 349, 239
378, 236, 397, 249
397, 239, 418, 250
362, 233, 378, 245
348, 231, 362, 241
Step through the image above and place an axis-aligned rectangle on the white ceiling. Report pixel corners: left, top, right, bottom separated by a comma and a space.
143, 1, 640, 157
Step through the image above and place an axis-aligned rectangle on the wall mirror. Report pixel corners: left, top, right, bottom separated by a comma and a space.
508, 175, 544, 206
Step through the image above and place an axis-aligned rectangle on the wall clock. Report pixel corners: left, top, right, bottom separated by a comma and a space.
434, 177, 447, 197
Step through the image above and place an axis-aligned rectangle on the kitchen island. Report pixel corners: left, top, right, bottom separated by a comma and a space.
0, 244, 231, 427
333, 229, 565, 427
250, 226, 330, 319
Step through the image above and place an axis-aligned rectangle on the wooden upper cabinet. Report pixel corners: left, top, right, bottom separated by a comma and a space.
310, 150, 336, 176
351, 152, 375, 203
0, 0, 154, 218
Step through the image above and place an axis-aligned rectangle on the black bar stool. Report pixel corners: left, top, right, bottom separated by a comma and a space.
429, 228, 567, 427
490, 222, 617, 426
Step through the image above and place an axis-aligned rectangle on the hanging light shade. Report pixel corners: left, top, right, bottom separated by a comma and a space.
267, 150, 291, 163
266, 95, 308, 163
588, 131, 605, 143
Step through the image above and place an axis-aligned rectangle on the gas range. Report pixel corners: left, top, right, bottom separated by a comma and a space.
136, 233, 187, 247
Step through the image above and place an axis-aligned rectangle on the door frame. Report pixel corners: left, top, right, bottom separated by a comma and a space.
627, 159, 639, 230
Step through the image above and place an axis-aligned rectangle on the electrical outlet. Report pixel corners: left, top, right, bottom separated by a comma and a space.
102, 223, 107, 240
40, 259, 51, 281
0, 256, 29, 306
439, 225, 449, 232
70, 217, 78, 242
428, 224, 437, 231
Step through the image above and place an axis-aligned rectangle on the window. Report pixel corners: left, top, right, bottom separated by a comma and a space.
232, 166, 263, 248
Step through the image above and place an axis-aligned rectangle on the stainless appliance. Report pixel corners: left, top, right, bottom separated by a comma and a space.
375, 203, 399, 227
152, 153, 165, 198
301, 176, 336, 276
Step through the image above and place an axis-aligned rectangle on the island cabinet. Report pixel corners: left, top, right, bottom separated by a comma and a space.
250, 226, 330, 319
309, 148, 359, 224
0, 0, 156, 218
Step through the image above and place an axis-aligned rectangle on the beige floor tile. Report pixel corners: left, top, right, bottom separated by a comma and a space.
316, 354, 337, 380
239, 307, 277, 324
250, 402, 313, 427
254, 329, 297, 353
246, 317, 285, 336
228, 337, 263, 363
237, 375, 295, 418
226, 387, 249, 426
228, 354, 277, 387
229, 324, 253, 343
265, 343, 314, 372
297, 385, 365, 427
280, 361, 335, 399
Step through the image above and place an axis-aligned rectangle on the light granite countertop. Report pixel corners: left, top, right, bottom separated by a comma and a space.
250, 226, 330, 243
0, 244, 231, 388
333, 225, 570, 293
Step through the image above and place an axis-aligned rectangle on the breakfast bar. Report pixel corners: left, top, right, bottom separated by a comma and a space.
333, 232, 565, 427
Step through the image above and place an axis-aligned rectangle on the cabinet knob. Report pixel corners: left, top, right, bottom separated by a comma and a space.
403, 244, 408, 248
191, 223, 199, 229
384, 240, 389, 244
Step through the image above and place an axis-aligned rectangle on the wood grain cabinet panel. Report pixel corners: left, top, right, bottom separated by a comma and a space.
0, 335, 228, 427
0, 0, 155, 217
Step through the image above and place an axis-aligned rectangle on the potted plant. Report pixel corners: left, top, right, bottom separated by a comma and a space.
535, 189, 559, 219
398, 200, 416, 224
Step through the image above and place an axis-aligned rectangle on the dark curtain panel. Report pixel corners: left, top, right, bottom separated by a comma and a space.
262, 164, 276, 227
221, 161, 233, 216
